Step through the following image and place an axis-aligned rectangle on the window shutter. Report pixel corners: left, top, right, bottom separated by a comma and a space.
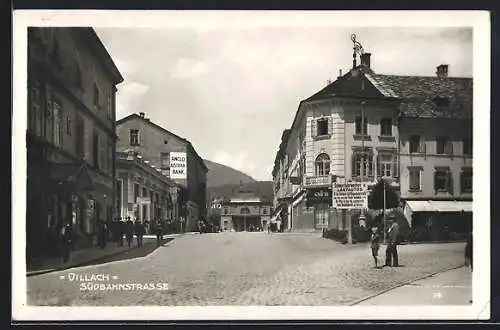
311, 119, 317, 138
328, 117, 333, 135
446, 141, 453, 155
433, 171, 438, 193
128, 181, 134, 203
419, 140, 426, 153
392, 154, 399, 178
137, 130, 141, 145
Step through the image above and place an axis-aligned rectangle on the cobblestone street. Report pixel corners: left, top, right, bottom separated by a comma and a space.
27, 233, 467, 306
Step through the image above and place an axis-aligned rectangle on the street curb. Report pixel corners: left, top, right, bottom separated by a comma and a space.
27, 237, 178, 277
347, 265, 465, 306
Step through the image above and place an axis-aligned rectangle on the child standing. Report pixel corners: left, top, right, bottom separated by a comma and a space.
370, 226, 381, 268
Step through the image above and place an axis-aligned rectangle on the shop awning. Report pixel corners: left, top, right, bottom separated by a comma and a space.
50, 162, 95, 192
405, 200, 473, 213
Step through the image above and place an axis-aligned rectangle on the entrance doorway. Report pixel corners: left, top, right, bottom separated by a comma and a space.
232, 216, 261, 231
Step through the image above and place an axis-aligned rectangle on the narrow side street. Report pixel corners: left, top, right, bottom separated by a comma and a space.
27, 233, 467, 306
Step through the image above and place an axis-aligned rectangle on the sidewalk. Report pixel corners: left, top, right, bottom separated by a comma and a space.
27, 234, 182, 277
354, 266, 472, 305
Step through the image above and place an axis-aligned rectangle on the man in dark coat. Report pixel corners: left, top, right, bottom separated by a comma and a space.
60, 222, 72, 263
125, 217, 134, 247
154, 219, 163, 247
134, 220, 145, 248
385, 219, 400, 267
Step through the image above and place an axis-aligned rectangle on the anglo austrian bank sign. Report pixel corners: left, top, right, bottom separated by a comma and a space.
169, 152, 187, 179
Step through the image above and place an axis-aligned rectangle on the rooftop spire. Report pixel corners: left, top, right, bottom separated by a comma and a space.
351, 34, 365, 69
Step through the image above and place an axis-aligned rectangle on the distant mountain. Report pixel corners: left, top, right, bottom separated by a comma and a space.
206, 181, 274, 204
204, 159, 256, 188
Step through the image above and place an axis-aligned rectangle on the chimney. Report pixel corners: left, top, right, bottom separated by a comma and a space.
139, 112, 145, 118
360, 52, 371, 68
436, 64, 448, 78
338, 69, 343, 79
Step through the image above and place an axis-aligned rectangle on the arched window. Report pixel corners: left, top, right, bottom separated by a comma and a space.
240, 207, 250, 215
315, 153, 330, 176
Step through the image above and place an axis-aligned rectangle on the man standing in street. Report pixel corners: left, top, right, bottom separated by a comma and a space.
155, 218, 163, 247
60, 222, 72, 263
385, 217, 400, 267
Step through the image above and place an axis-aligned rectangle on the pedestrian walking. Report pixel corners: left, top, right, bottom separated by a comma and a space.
97, 220, 107, 249
155, 219, 163, 247
60, 222, 72, 263
134, 220, 145, 248
465, 232, 472, 272
125, 217, 134, 248
370, 226, 381, 268
385, 218, 400, 267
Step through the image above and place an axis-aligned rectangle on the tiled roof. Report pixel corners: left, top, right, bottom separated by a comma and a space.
304, 66, 472, 119
373, 74, 473, 119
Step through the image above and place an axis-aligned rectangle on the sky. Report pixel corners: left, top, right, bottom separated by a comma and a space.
95, 26, 472, 181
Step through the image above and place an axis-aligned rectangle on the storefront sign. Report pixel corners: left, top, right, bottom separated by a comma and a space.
306, 188, 332, 206
137, 197, 151, 204
170, 152, 187, 179
332, 182, 368, 209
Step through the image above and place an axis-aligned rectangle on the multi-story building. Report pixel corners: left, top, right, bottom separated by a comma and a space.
220, 187, 272, 232
397, 65, 473, 240
272, 45, 473, 239
115, 151, 178, 230
27, 27, 123, 256
272, 52, 401, 232
116, 112, 208, 231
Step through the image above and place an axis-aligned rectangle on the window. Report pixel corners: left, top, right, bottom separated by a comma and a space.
129, 129, 140, 146
463, 138, 472, 155
315, 153, 330, 176
377, 154, 393, 177
224, 208, 229, 215
52, 98, 63, 147
314, 205, 329, 229
355, 116, 368, 135
317, 118, 329, 136
75, 115, 85, 158
142, 187, 147, 197
116, 180, 122, 217
107, 142, 113, 175
434, 168, 451, 193
380, 118, 392, 136
66, 116, 71, 136
93, 83, 100, 108
352, 152, 374, 178
461, 169, 472, 193
29, 84, 42, 135
436, 136, 446, 154
241, 207, 250, 215
93, 133, 99, 168
263, 208, 267, 215
134, 183, 140, 203
408, 167, 421, 191
160, 152, 170, 170
409, 135, 421, 153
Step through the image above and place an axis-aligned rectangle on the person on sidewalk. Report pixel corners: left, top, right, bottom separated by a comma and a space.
118, 218, 125, 247
370, 226, 381, 268
465, 232, 472, 272
125, 217, 134, 248
154, 219, 163, 247
385, 219, 400, 267
97, 221, 107, 249
60, 222, 72, 263
134, 220, 145, 248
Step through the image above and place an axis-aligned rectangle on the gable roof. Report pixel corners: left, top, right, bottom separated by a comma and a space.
304, 66, 472, 119
116, 113, 208, 171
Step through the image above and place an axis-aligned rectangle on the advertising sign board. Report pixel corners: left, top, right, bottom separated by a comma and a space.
170, 152, 187, 179
332, 182, 368, 209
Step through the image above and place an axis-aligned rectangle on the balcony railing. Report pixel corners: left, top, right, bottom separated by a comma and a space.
304, 175, 332, 187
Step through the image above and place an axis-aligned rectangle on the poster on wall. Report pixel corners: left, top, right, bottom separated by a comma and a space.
170, 152, 187, 179
332, 182, 368, 209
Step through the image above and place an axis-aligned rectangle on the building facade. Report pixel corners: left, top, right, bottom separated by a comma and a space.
116, 113, 208, 232
272, 50, 472, 238
220, 188, 272, 232
115, 151, 178, 228
27, 27, 123, 256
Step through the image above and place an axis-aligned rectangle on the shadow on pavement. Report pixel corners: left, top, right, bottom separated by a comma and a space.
81, 238, 175, 267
